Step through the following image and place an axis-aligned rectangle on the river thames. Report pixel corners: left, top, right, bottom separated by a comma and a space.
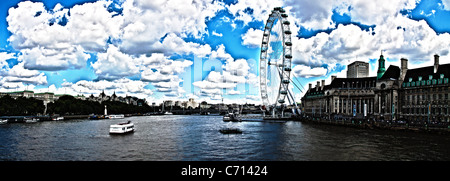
0, 115, 449, 161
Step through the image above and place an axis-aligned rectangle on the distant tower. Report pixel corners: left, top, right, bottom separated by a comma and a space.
104, 105, 107, 115
347, 61, 369, 78
376, 51, 386, 80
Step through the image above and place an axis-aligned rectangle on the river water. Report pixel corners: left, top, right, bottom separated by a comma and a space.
0, 115, 449, 161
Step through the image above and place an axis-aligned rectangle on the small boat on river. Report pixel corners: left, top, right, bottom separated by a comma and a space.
89, 114, 108, 120
109, 121, 135, 134
219, 128, 243, 134
109, 114, 125, 119
24, 117, 39, 123
223, 112, 242, 122
52, 117, 64, 121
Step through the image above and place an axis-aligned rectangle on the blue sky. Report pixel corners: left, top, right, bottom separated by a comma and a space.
0, 0, 450, 104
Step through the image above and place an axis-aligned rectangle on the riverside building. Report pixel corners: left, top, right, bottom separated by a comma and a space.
301, 53, 450, 123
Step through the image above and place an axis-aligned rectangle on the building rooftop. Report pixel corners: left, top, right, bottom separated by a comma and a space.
304, 76, 377, 98
403, 63, 449, 82
348, 61, 369, 66
379, 65, 400, 80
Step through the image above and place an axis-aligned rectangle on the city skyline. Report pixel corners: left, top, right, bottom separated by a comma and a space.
1, 0, 450, 104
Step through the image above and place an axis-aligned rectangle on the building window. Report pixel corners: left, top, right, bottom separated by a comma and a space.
440, 74, 444, 79
418, 76, 422, 81
429, 75, 433, 80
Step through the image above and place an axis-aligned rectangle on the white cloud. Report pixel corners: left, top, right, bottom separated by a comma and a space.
193, 57, 257, 96
443, 0, 450, 10
138, 53, 168, 67
7, 0, 224, 72
0, 52, 15, 70
141, 69, 172, 82
284, 0, 417, 30
152, 77, 184, 94
161, 33, 212, 57
212, 31, 223, 37
344, 0, 417, 26
227, 0, 283, 25
284, 0, 338, 30
7, 1, 120, 71
69, 1, 124, 52
292, 15, 450, 69
0, 63, 47, 86
18, 46, 90, 71
210, 44, 233, 61
193, 71, 236, 89
292, 64, 328, 78
375, 15, 450, 60
292, 24, 374, 67
69, 78, 153, 98
241, 28, 263, 48
119, 0, 225, 55
223, 58, 250, 78
91, 45, 139, 80
227, 90, 241, 95
160, 60, 193, 75
135, 52, 192, 98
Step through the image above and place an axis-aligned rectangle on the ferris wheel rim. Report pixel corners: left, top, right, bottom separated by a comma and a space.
259, 7, 292, 107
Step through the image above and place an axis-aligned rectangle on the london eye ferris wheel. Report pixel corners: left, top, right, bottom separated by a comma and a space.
259, 7, 299, 117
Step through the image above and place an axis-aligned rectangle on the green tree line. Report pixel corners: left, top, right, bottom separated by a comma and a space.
0, 95, 151, 116
0, 95, 45, 116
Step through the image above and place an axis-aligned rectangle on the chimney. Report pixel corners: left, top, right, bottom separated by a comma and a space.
316, 81, 320, 91
434, 54, 439, 73
321, 80, 325, 89
400, 58, 408, 80
331, 75, 337, 82
309, 83, 312, 90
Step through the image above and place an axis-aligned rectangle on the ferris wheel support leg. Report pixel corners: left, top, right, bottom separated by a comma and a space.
287, 89, 299, 115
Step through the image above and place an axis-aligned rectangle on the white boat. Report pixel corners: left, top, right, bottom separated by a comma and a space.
223, 112, 241, 122
52, 117, 64, 121
163, 112, 173, 115
24, 117, 39, 123
223, 113, 232, 122
109, 121, 134, 134
0, 119, 7, 124
109, 114, 125, 119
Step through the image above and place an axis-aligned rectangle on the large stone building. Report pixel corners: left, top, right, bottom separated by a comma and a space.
301, 75, 376, 120
301, 53, 450, 123
399, 55, 449, 123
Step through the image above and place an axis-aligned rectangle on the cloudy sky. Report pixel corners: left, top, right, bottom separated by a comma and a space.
0, 0, 449, 104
